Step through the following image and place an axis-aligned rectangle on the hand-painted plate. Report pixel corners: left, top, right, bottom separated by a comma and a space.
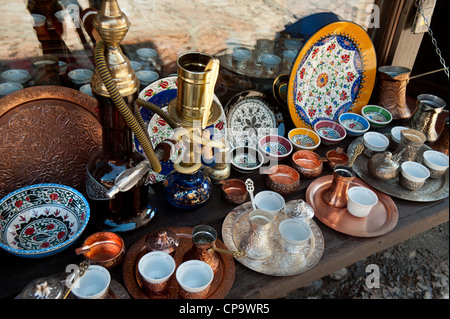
136, 76, 226, 184
225, 90, 283, 149
287, 21, 377, 129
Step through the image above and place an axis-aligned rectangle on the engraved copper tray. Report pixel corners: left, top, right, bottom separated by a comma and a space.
348, 136, 449, 202
122, 226, 235, 299
306, 175, 399, 237
0, 86, 102, 199
222, 202, 324, 276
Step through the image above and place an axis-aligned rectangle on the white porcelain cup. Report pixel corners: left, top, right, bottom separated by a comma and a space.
278, 218, 312, 253
232, 48, 252, 70
400, 161, 430, 191
176, 260, 214, 299
363, 131, 390, 157
254, 190, 285, 215
138, 251, 176, 293
423, 150, 449, 179
347, 186, 378, 218
136, 70, 159, 86
71, 265, 111, 299
261, 54, 281, 75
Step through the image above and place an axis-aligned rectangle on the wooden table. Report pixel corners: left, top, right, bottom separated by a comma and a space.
0, 122, 448, 300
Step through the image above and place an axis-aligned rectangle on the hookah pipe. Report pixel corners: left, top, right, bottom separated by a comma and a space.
94, 40, 224, 196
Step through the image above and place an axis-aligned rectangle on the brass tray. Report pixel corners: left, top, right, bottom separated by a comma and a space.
122, 226, 235, 299
222, 202, 324, 276
306, 175, 398, 237
347, 136, 449, 202
0, 86, 102, 199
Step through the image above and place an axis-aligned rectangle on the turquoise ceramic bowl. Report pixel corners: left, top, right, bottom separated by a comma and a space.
338, 113, 370, 136
0, 184, 90, 258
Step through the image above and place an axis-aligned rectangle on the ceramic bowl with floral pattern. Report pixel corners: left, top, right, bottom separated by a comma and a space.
288, 128, 321, 151
313, 120, 347, 145
361, 105, 392, 128
230, 146, 264, 173
338, 112, 370, 136
0, 184, 90, 258
258, 134, 293, 161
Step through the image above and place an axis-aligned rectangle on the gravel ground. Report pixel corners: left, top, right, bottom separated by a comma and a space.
284, 222, 449, 299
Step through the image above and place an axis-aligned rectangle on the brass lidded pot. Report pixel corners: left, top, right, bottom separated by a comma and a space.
19, 276, 64, 299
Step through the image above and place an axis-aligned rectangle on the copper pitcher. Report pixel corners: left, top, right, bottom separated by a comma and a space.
377, 66, 411, 119
321, 165, 355, 208
407, 94, 446, 143
183, 225, 220, 272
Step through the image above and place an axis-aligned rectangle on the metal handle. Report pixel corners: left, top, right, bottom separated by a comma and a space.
348, 144, 364, 167
207, 244, 246, 258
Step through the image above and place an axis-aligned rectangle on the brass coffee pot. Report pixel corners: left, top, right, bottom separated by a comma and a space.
407, 94, 446, 143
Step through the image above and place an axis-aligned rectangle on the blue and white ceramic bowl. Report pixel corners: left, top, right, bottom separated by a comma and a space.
338, 113, 370, 136
0, 184, 90, 258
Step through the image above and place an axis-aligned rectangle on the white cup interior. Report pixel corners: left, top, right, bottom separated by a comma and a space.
401, 161, 430, 180
363, 132, 389, 150
279, 219, 311, 243
254, 191, 285, 214
138, 251, 175, 284
348, 187, 378, 206
176, 260, 213, 293
232, 48, 252, 62
424, 151, 449, 169
71, 265, 111, 299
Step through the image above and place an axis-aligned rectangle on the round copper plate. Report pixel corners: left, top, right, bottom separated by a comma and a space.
122, 226, 235, 299
306, 175, 398, 237
0, 86, 102, 199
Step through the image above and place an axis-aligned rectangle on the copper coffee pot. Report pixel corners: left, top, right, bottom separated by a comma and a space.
377, 66, 411, 120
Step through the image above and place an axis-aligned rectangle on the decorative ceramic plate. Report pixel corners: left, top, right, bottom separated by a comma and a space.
222, 202, 324, 276
0, 184, 90, 258
136, 76, 226, 183
287, 21, 377, 128
0, 86, 102, 199
225, 91, 283, 148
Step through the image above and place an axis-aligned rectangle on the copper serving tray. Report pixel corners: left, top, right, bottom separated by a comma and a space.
122, 226, 235, 299
306, 175, 398, 237
0, 86, 102, 198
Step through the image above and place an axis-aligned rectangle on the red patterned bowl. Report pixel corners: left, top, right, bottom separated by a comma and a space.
258, 134, 293, 162
313, 120, 347, 145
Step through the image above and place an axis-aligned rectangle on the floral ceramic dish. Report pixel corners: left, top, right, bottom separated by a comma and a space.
0, 184, 90, 258
258, 134, 293, 161
288, 128, 321, 151
338, 112, 370, 136
230, 146, 264, 173
313, 120, 346, 145
361, 105, 392, 128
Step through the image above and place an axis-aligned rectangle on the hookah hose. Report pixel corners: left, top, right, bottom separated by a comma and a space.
94, 40, 162, 173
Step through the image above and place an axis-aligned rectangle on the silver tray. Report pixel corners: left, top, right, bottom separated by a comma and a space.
347, 136, 449, 202
222, 201, 324, 276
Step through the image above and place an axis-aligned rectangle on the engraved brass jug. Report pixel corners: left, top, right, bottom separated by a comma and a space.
407, 94, 446, 143
377, 66, 411, 120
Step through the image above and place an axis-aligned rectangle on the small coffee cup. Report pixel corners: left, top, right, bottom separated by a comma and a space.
423, 150, 449, 179
71, 265, 111, 299
347, 186, 378, 218
176, 260, 214, 299
254, 190, 285, 216
138, 251, 176, 294
278, 219, 312, 254
363, 132, 389, 157
399, 161, 430, 191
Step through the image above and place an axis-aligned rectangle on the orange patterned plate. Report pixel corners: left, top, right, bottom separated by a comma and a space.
287, 21, 377, 129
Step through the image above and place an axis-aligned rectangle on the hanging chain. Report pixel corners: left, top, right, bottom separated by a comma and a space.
415, 0, 449, 79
